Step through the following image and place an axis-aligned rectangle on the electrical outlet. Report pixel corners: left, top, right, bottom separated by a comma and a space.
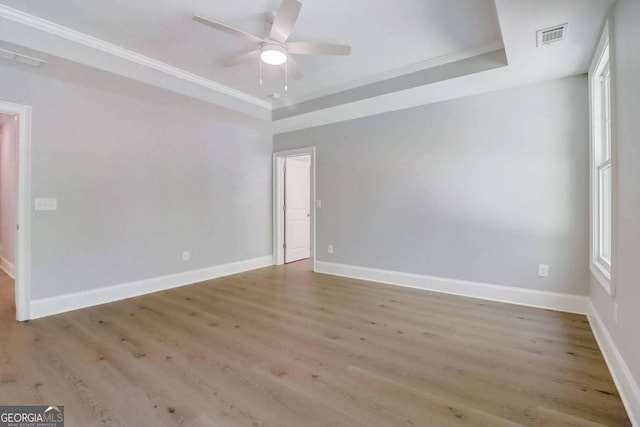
183, 251, 190, 261
538, 264, 549, 277
613, 302, 618, 324
328, 244, 333, 254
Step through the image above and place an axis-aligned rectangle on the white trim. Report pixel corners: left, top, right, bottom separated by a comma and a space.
587, 302, 640, 426
274, 156, 285, 265
0, 4, 270, 111
272, 147, 316, 270
0, 257, 14, 278
274, 40, 505, 107
590, 264, 612, 295
588, 19, 616, 296
0, 100, 32, 321
315, 261, 590, 315
29, 256, 273, 320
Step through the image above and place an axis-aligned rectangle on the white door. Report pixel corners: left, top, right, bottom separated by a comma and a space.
284, 156, 310, 263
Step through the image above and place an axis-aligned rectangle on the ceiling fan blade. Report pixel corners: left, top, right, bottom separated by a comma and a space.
286, 57, 304, 80
286, 42, 351, 56
220, 49, 260, 67
193, 15, 264, 44
270, 0, 302, 43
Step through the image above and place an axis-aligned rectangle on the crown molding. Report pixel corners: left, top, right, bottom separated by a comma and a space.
0, 4, 271, 111
275, 40, 506, 108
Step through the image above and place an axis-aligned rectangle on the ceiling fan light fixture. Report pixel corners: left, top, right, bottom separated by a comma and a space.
260, 43, 287, 65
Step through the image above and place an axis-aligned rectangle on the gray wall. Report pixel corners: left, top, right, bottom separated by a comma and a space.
275, 75, 589, 295
0, 115, 17, 266
590, 0, 640, 390
0, 63, 272, 300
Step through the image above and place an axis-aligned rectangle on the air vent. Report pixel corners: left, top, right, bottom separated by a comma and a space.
536, 23, 568, 47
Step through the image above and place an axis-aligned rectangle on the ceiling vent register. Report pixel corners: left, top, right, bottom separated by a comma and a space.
537, 23, 568, 47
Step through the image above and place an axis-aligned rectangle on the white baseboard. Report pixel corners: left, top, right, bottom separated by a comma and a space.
29, 255, 273, 320
587, 302, 640, 426
314, 261, 590, 314
0, 257, 15, 279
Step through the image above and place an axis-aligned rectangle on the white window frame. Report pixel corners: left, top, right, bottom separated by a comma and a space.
588, 21, 615, 295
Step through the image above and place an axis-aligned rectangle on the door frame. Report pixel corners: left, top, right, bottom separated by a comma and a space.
272, 147, 315, 269
0, 101, 32, 321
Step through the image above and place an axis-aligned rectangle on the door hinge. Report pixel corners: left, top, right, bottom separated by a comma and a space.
16, 224, 19, 231
283, 243, 286, 249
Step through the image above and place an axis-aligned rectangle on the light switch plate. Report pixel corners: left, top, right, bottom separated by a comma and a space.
35, 198, 57, 211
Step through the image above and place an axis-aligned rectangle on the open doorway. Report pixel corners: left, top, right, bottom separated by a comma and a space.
273, 147, 315, 270
0, 113, 17, 321
0, 113, 17, 277
0, 101, 32, 321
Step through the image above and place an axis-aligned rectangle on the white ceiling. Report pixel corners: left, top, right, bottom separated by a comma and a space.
0, 0, 502, 101
0, 0, 615, 128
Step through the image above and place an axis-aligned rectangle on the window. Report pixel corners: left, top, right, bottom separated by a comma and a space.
589, 22, 613, 294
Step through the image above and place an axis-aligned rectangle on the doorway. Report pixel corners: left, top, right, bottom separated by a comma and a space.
0, 101, 32, 321
0, 113, 17, 278
273, 147, 315, 269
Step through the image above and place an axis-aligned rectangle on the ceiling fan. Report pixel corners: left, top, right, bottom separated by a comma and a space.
192, 0, 351, 80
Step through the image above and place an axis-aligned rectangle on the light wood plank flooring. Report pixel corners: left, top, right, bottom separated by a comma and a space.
0, 262, 631, 426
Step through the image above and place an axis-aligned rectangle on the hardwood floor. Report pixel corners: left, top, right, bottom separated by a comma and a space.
0, 262, 631, 426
